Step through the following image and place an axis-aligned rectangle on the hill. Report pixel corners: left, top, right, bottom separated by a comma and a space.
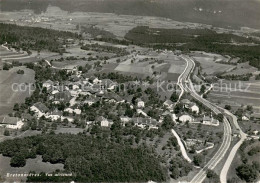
1, 0, 260, 29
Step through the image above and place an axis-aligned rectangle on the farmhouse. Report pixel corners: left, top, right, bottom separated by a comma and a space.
163, 100, 174, 109
30, 102, 49, 118
0, 116, 24, 129
136, 98, 145, 108
190, 103, 199, 114
179, 114, 193, 123
181, 99, 191, 106
132, 117, 158, 129
47, 109, 62, 121
101, 79, 117, 90
97, 116, 113, 127
64, 108, 82, 115
54, 91, 71, 102
120, 116, 131, 125
202, 116, 219, 126
42, 79, 54, 90
242, 113, 250, 121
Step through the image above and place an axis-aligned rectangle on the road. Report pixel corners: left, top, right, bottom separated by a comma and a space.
171, 129, 192, 163
179, 55, 232, 183
176, 58, 189, 102
219, 109, 247, 183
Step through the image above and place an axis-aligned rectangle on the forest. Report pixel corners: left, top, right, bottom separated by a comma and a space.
0, 133, 167, 182
125, 26, 260, 69
0, 23, 80, 53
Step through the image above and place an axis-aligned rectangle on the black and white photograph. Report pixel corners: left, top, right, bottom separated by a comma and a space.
0, 0, 259, 182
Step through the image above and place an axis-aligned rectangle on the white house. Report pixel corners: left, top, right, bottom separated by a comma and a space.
46, 109, 62, 121
136, 98, 145, 108
61, 116, 74, 123
97, 117, 113, 127
120, 116, 131, 125
64, 108, 82, 115
190, 104, 199, 114
0, 117, 24, 129
242, 114, 250, 121
179, 114, 193, 123
93, 78, 101, 84
51, 90, 59, 95
42, 80, 54, 90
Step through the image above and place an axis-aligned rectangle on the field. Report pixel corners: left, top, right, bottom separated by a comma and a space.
190, 52, 235, 75
222, 62, 258, 76
112, 50, 185, 81
0, 155, 64, 182
208, 80, 260, 113
0, 45, 37, 117
0, 66, 35, 116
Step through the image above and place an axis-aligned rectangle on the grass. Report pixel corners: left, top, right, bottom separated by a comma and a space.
0, 66, 35, 116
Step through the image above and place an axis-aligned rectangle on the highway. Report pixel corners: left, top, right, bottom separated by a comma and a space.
219, 108, 247, 183
179, 55, 232, 183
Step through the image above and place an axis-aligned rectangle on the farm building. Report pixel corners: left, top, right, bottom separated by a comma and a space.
136, 98, 145, 108
0, 116, 24, 129
54, 91, 71, 102
96, 116, 113, 127
132, 117, 158, 129
163, 100, 174, 109
30, 102, 49, 118
42, 79, 54, 90
202, 116, 219, 126
179, 114, 193, 123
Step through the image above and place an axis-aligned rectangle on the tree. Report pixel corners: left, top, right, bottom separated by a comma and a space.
17, 69, 24, 74
161, 115, 174, 130
13, 103, 19, 111
10, 154, 26, 167
200, 85, 206, 94
206, 169, 219, 182
246, 105, 253, 112
170, 92, 178, 102
193, 154, 203, 166
236, 164, 258, 182
225, 105, 231, 110
78, 66, 83, 71
216, 114, 224, 122
3, 63, 12, 70
4, 130, 10, 136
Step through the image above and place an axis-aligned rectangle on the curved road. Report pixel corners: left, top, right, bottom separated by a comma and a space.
179, 55, 232, 183
219, 109, 247, 183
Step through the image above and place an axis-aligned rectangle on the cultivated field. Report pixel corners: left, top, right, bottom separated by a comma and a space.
208, 80, 260, 113
0, 66, 35, 116
190, 52, 235, 75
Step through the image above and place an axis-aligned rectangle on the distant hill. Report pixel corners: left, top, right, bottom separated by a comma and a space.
1, 0, 260, 29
